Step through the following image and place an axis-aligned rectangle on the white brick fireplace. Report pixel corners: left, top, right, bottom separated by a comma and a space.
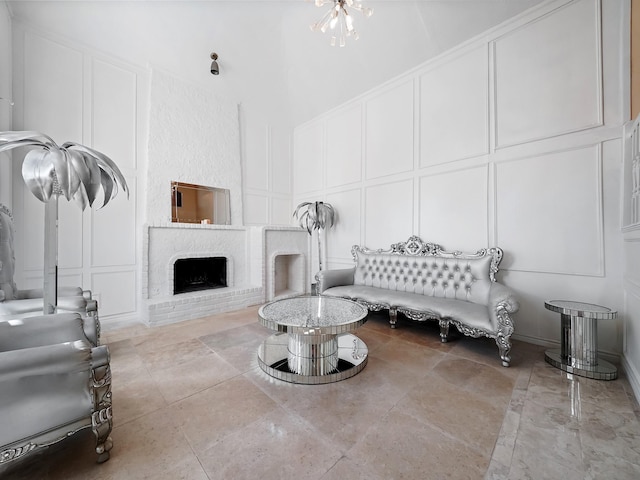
143, 224, 309, 326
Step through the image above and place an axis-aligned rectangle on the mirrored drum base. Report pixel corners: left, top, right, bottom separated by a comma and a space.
544, 349, 618, 381
258, 333, 368, 384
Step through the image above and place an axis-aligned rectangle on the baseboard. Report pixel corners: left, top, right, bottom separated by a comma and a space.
622, 355, 640, 405
100, 312, 144, 331
512, 333, 621, 364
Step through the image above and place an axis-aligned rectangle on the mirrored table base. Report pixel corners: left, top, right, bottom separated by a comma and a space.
544, 348, 618, 381
258, 333, 368, 384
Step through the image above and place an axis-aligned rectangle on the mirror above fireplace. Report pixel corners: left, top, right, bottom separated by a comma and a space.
171, 181, 231, 225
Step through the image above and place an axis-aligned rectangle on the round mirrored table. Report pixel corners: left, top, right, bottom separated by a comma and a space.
257, 295, 369, 384
544, 300, 617, 380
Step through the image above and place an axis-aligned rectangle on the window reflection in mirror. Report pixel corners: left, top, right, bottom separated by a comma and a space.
171, 181, 231, 225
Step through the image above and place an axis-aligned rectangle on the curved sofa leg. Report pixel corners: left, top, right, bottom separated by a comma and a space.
389, 307, 398, 329
92, 353, 113, 463
439, 320, 449, 343
495, 304, 514, 367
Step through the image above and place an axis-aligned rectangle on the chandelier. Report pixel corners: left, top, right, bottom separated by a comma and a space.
310, 0, 373, 47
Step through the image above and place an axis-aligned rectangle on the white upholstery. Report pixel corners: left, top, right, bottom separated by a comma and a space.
0, 204, 100, 345
0, 313, 113, 465
316, 236, 519, 367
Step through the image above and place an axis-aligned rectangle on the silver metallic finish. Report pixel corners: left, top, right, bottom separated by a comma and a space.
544, 300, 618, 380
257, 296, 368, 384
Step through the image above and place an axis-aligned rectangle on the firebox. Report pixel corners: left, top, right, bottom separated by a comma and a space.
173, 257, 227, 294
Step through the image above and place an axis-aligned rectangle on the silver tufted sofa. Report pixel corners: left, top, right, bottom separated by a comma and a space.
316, 236, 519, 366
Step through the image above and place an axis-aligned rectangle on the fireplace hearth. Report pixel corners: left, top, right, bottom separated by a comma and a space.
174, 257, 227, 294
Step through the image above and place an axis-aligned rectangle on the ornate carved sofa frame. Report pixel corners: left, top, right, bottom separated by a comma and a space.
316, 236, 519, 366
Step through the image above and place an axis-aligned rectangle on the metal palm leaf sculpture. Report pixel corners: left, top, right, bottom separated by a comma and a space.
0, 131, 129, 314
293, 201, 335, 272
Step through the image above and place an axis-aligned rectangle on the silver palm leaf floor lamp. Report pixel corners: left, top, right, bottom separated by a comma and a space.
0, 131, 129, 314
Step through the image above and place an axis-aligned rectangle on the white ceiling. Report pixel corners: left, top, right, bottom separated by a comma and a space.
7, 0, 545, 126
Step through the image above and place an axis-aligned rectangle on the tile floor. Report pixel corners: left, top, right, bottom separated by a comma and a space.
1, 306, 639, 480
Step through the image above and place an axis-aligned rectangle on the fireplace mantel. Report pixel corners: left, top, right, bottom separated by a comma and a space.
142, 223, 310, 326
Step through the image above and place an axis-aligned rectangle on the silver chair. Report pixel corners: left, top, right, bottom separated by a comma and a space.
0, 312, 113, 465
0, 204, 101, 345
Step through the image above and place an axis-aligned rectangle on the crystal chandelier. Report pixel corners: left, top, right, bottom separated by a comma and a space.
310, 0, 373, 47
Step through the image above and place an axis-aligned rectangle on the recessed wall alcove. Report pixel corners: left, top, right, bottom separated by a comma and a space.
272, 253, 305, 300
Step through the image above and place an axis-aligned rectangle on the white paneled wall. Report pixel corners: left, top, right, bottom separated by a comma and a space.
242, 109, 292, 226
292, 0, 627, 359
365, 81, 414, 180
11, 24, 144, 323
623, 115, 640, 407
420, 46, 489, 166
0, 3, 12, 207
494, 0, 602, 147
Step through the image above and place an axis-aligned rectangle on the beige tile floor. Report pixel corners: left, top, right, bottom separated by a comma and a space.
2, 306, 640, 480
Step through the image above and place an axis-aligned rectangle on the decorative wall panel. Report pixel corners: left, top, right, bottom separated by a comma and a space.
326, 105, 362, 187
326, 189, 361, 262
293, 123, 323, 194
494, 0, 602, 147
364, 179, 413, 248
91, 271, 136, 317
24, 33, 83, 142
496, 145, 603, 275
420, 46, 489, 166
365, 81, 414, 179
244, 193, 269, 225
271, 126, 291, 195
92, 177, 136, 267
243, 113, 269, 191
58, 200, 83, 269
92, 60, 137, 170
271, 197, 291, 226
418, 166, 488, 251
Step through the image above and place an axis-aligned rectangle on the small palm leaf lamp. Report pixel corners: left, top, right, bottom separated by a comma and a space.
0, 131, 129, 314
293, 201, 335, 273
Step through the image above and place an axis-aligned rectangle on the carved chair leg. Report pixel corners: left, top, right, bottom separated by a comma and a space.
439, 320, 450, 343
496, 338, 512, 367
92, 363, 113, 463
389, 307, 398, 329
495, 305, 514, 367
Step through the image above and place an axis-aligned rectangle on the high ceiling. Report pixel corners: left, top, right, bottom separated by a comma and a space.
7, 0, 545, 126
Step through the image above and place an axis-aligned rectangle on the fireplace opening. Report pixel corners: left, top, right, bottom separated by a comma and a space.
174, 257, 227, 294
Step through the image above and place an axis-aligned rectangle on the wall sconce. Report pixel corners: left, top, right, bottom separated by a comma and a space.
210, 53, 220, 75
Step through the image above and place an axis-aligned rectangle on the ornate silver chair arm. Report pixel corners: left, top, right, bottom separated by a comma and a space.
316, 267, 356, 293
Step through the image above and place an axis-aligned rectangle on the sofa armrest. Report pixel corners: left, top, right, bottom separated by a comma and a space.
0, 340, 93, 381
488, 282, 519, 313
0, 313, 88, 351
14, 286, 84, 300
316, 267, 356, 293
488, 282, 519, 328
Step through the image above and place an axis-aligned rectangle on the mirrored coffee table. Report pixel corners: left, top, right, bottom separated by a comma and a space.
257, 295, 369, 384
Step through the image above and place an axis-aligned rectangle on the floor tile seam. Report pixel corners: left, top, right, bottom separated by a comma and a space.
486, 390, 525, 474
483, 457, 511, 480
386, 398, 496, 460
109, 400, 169, 431
157, 368, 251, 407
175, 418, 216, 480
510, 422, 587, 473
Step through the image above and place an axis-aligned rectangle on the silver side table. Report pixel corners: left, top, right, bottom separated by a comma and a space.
544, 300, 617, 380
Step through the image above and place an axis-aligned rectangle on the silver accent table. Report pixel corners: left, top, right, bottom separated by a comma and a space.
544, 300, 617, 380
257, 295, 368, 384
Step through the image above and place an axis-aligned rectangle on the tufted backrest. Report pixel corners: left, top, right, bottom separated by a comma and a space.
351, 236, 502, 306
